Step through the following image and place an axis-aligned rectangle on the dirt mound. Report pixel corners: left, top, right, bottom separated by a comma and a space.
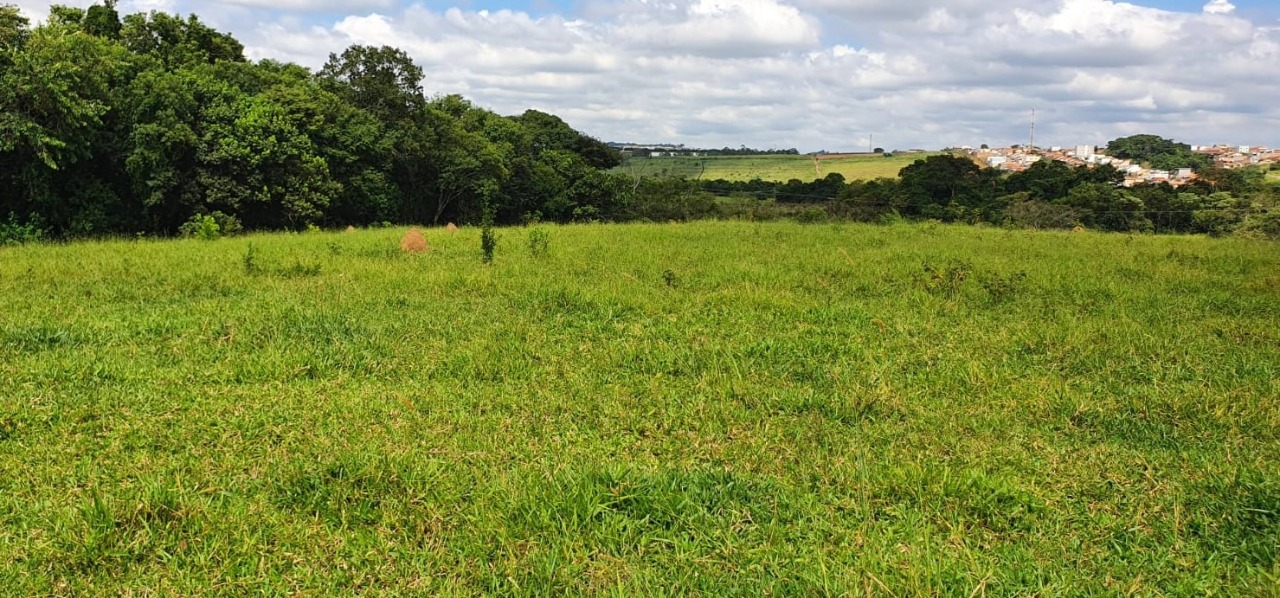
400, 228, 430, 253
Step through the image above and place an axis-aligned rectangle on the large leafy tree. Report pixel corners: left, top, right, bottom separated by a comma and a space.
197, 92, 340, 228
0, 15, 133, 232
1106, 134, 1210, 171
121, 11, 244, 67
511, 109, 621, 169
320, 45, 424, 125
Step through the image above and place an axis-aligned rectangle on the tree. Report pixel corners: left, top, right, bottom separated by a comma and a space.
197, 92, 339, 228
120, 11, 244, 67
418, 101, 507, 224
83, 1, 121, 39
1004, 160, 1077, 202
1062, 182, 1149, 231
1106, 134, 1210, 171
320, 45, 424, 125
0, 4, 28, 52
511, 109, 621, 169
897, 154, 992, 219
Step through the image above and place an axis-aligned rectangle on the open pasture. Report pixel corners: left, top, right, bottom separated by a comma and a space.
0, 222, 1277, 595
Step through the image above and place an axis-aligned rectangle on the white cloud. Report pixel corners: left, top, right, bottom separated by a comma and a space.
11, 0, 1280, 151
1203, 0, 1236, 15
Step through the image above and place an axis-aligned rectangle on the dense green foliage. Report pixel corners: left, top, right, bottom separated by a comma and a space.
699, 155, 1279, 238
1, 222, 1277, 593
0, 3, 624, 238
1106, 134, 1212, 171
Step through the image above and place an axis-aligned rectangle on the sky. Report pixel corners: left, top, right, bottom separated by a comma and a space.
13, 0, 1280, 152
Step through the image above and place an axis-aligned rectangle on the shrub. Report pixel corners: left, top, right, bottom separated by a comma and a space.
481, 202, 497, 265
0, 213, 45, 245
242, 244, 261, 275
1005, 197, 1081, 230
179, 214, 221, 240
1235, 211, 1280, 241
527, 228, 550, 258
795, 207, 828, 224
210, 211, 243, 236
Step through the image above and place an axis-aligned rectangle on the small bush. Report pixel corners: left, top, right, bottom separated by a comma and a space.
242, 244, 261, 275
0, 213, 45, 245
527, 228, 550, 258
795, 207, 828, 224
1234, 211, 1280, 241
1005, 198, 1081, 230
179, 214, 220, 240
481, 202, 497, 264
210, 211, 243, 236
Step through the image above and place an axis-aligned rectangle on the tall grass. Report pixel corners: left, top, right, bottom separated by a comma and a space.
0, 222, 1277, 594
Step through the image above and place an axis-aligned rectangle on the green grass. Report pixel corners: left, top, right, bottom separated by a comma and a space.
1, 222, 1278, 595
615, 153, 934, 182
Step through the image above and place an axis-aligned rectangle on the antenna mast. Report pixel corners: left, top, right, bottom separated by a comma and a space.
1029, 108, 1036, 153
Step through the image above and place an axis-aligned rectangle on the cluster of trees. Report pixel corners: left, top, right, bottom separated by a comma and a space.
1106, 134, 1211, 172
1, 2, 635, 239
698, 154, 1279, 238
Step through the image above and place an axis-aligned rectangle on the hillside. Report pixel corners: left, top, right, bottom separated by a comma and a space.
615, 153, 935, 182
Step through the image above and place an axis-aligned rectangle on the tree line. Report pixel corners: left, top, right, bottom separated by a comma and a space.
698, 154, 1279, 238
0, 2, 643, 240
1, 3, 1275, 242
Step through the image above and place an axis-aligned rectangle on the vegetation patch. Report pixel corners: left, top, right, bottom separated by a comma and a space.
0, 221, 1277, 594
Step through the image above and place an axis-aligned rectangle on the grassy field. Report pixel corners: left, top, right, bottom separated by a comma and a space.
1, 222, 1278, 595
615, 153, 933, 182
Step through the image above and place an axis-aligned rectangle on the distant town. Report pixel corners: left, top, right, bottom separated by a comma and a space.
610, 141, 1280, 188
964, 143, 1280, 187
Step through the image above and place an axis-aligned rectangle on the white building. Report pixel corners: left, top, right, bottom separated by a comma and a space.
1075, 145, 1094, 159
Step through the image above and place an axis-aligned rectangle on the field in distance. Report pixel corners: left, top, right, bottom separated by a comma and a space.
1, 222, 1278, 594
615, 152, 936, 182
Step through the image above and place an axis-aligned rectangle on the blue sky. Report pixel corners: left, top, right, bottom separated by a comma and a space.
14, 0, 1280, 150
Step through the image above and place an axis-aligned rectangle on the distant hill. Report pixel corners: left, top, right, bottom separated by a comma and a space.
613, 152, 938, 183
